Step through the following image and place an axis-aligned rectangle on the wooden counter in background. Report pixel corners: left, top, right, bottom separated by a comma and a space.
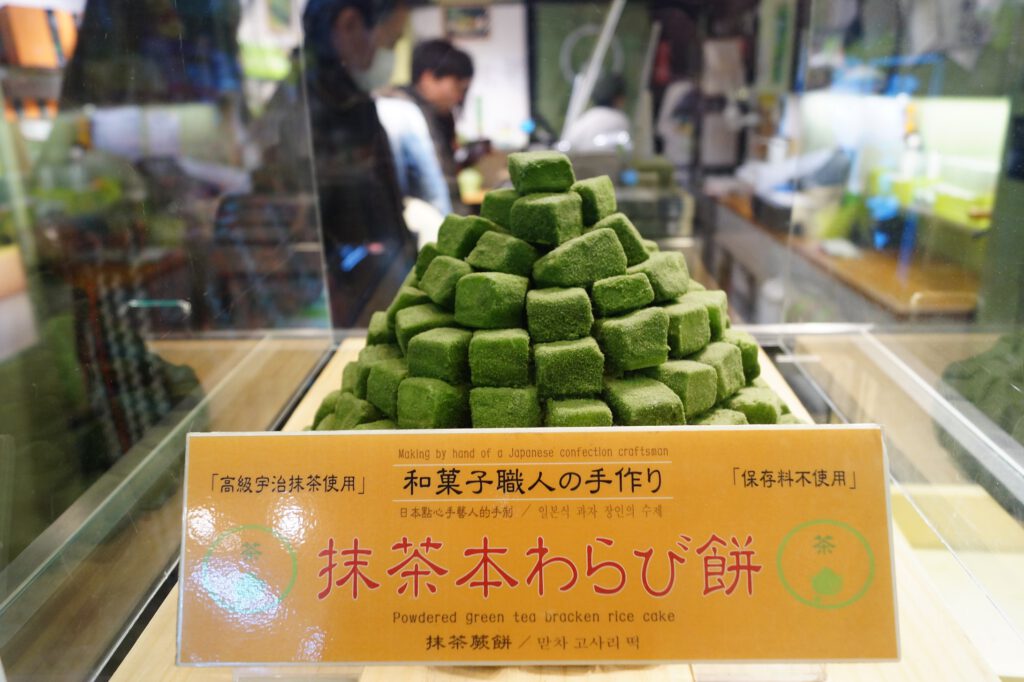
111, 339, 999, 682
710, 196, 979, 321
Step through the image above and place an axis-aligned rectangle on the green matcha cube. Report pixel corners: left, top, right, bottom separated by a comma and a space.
545, 399, 613, 427
314, 389, 341, 428
591, 273, 655, 317
571, 175, 617, 225
415, 243, 441, 281
470, 387, 542, 428
508, 151, 576, 194
367, 311, 395, 345
683, 290, 729, 340
692, 341, 745, 402
315, 413, 340, 430
642, 239, 659, 254
778, 414, 805, 425
386, 286, 431, 327
694, 408, 748, 426
352, 419, 397, 430
437, 214, 500, 258
454, 272, 529, 329
534, 337, 605, 398
480, 188, 520, 226
466, 230, 539, 277
724, 387, 781, 424
469, 329, 531, 387
627, 251, 689, 302
358, 342, 401, 362
687, 280, 706, 292
603, 377, 684, 426
532, 228, 628, 288
527, 287, 593, 343
664, 299, 711, 358
419, 255, 472, 309
334, 392, 383, 430
642, 360, 717, 420
594, 307, 670, 372
342, 361, 370, 398
394, 303, 457, 352
406, 327, 472, 384
591, 213, 648, 266
509, 192, 583, 246
401, 268, 418, 289
366, 358, 409, 419
397, 377, 469, 429
722, 329, 761, 381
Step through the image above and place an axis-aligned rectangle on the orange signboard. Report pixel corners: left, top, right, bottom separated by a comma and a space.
178, 426, 897, 665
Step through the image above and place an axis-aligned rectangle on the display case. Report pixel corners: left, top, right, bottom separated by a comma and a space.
1, 0, 1022, 680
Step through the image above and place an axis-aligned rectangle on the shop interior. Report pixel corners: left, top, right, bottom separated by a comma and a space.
0, 0, 1022, 679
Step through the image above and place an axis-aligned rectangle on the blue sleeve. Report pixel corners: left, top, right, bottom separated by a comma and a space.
404, 125, 453, 215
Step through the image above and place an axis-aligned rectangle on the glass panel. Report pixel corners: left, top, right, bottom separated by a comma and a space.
0, 0, 330, 677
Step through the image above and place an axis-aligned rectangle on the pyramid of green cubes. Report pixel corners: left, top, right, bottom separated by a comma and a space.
311, 152, 801, 430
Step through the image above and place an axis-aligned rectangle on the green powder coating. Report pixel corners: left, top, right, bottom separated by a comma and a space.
470, 386, 543, 428
415, 243, 441, 281
469, 329, 531, 387
594, 307, 670, 372
532, 228, 628, 288
642, 360, 718, 420
419, 255, 473, 309
724, 387, 782, 424
526, 287, 593, 343
591, 212, 648, 266
508, 150, 576, 194
509, 192, 583, 246
603, 377, 685, 426
687, 280, 706, 292
642, 239, 659, 254
466, 230, 539, 277
664, 298, 712, 358
394, 303, 457, 352
683, 290, 729, 340
357, 344, 402, 365
722, 329, 761, 381
353, 419, 397, 430
627, 251, 690, 302
480, 187, 520, 226
545, 398, 614, 427
334, 392, 383, 430
397, 377, 469, 429
454, 272, 529, 329
367, 311, 395, 346
406, 327, 473, 384
401, 269, 418, 289
386, 286, 431, 328
694, 408, 749, 426
591, 273, 656, 317
534, 337, 605, 398
691, 341, 745, 402
571, 175, 617, 225
366, 358, 409, 420
341, 361, 370, 398
437, 214, 501, 258
315, 414, 340, 430
778, 413, 805, 425
314, 389, 341, 428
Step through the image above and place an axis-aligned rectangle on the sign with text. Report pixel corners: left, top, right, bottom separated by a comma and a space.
178, 426, 897, 665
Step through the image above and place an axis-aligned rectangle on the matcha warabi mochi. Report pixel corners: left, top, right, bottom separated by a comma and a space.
310, 151, 798, 430
591, 273, 655, 317
571, 175, 617, 225
526, 287, 593, 343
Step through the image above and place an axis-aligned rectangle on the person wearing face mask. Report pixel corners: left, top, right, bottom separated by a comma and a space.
380, 39, 474, 215
254, 0, 416, 328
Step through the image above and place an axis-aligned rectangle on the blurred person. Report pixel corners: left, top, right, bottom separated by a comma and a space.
257, 0, 416, 327
563, 72, 632, 152
381, 39, 474, 214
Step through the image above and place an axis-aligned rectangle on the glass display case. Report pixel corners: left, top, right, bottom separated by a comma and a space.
0, 0, 1022, 680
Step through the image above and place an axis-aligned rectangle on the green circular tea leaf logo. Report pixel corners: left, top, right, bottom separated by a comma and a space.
777, 519, 874, 610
